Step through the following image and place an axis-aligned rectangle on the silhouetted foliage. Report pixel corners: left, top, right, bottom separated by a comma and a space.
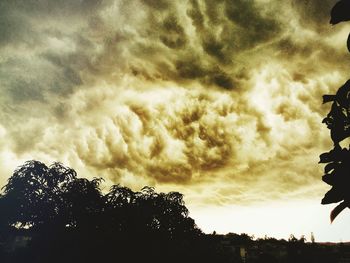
0, 161, 77, 229
0, 160, 223, 263
2, 158, 346, 263
320, 2, 350, 222
330, 0, 350, 25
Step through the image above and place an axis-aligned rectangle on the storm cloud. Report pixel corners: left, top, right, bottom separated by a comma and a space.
0, 0, 346, 207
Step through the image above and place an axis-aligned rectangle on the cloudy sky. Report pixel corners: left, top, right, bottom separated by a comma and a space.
1, 0, 350, 241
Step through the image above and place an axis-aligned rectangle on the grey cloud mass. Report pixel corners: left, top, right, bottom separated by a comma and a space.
0, 0, 345, 206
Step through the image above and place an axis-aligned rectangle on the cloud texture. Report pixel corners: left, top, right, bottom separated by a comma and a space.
0, 0, 347, 206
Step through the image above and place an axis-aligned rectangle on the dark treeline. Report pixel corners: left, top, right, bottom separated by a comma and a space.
0, 161, 349, 263
0, 160, 227, 263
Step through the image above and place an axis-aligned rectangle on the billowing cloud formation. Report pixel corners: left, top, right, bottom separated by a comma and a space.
0, 0, 347, 206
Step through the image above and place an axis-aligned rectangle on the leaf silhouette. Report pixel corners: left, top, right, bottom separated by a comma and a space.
330, 201, 348, 223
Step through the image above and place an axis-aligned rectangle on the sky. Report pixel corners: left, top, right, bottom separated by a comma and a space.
0, 0, 350, 242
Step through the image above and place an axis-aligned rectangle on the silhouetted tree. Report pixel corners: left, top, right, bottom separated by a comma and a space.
0, 160, 209, 263
104, 184, 134, 232
288, 234, 298, 243
0, 160, 77, 229
62, 177, 104, 229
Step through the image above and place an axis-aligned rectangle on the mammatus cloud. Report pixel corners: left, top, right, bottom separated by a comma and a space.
0, 0, 346, 206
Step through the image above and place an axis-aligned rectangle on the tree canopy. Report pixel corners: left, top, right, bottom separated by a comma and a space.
0, 160, 215, 263
0, 160, 201, 238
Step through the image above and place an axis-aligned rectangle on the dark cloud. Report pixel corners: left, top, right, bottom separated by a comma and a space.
116, 0, 283, 89
7, 80, 45, 103
187, 0, 205, 31
291, 0, 337, 29
173, 58, 236, 89
0, 2, 114, 112
0, 0, 285, 120
0, 13, 37, 48
0, 0, 105, 17
0, 56, 82, 105
0, 0, 346, 207
275, 37, 315, 58
140, 0, 170, 10
224, 0, 281, 49
159, 15, 188, 49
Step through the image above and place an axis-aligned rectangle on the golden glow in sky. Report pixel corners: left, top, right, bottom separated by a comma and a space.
0, 0, 349, 241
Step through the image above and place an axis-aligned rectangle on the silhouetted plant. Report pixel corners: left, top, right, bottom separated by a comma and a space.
320, 2, 350, 222
62, 177, 104, 229
0, 159, 344, 263
0, 160, 77, 229
104, 184, 134, 231
0, 160, 208, 263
